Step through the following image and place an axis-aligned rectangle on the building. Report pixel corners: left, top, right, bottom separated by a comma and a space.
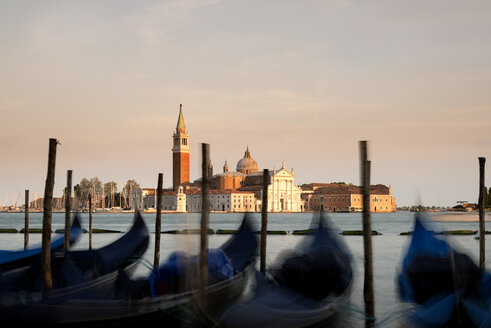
210, 160, 246, 190
162, 186, 187, 212
236, 146, 259, 174
172, 104, 190, 190
302, 183, 396, 213
184, 189, 256, 213
140, 105, 396, 213
238, 162, 303, 212
142, 188, 156, 209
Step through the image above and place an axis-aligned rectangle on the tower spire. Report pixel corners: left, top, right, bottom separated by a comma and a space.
172, 104, 190, 189
176, 104, 186, 133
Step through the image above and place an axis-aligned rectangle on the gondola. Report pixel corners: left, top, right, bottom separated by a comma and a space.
397, 213, 489, 327
0, 209, 150, 323
219, 212, 353, 328
0, 215, 83, 272
0, 213, 257, 327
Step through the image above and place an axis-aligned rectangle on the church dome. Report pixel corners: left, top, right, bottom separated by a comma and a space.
236, 146, 258, 174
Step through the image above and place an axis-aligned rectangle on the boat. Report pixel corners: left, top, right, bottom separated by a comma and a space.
0, 215, 83, 272
0, 209, 149, 313
397, 213, 488, 327
0, 212, 257, 326
219, 211, 353, 328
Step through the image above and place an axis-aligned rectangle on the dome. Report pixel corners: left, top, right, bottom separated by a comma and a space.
236, 146, 258, 174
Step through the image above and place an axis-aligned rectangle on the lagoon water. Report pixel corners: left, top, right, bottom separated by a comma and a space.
1, 211, 490, 327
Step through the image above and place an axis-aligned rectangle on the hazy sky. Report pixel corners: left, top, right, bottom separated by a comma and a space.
1, 0, 490, 207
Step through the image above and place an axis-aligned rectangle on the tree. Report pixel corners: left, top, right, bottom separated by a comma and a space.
77, 177, 103, 208
104, 181, 118, 208
89, 177, 103, 204
74, 184, 81, 198
122, 180, 140, 209
123, 180, 140, 194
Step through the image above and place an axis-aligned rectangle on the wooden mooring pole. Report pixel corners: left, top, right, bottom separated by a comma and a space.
89, 193, 93, 250
154, 173, 163, 270
360, 140, 375, 327
24, 190, 29, 250
41, 138, 58, 297
260, 169, 269, 274
200, 143, 210, 305
479, 157, 486, 270
64, 170, 72, 250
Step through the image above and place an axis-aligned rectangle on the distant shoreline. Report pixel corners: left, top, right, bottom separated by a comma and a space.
430, 212, 491, 222
1, 210, 490, 220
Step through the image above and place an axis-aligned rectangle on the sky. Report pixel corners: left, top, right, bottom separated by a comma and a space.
1, 0, 490, 207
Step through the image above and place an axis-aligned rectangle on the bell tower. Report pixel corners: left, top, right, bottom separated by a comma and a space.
172, 104, 190, 189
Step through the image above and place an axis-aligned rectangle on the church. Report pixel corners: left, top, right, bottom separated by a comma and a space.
141, 105, 395, 213
157, 105, 303, 213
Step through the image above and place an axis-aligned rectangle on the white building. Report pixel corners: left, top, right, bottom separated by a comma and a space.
239, 161, 303, 212
185, 189, 256, 213
268, 163, 303, 212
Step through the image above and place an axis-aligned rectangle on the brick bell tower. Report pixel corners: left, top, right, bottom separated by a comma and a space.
172, 104, 190, 189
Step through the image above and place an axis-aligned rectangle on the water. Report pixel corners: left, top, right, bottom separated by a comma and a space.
1, 211, 490, 327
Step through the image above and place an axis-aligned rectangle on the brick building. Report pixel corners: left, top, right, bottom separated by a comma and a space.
172, 104, 190, 190
302, 183, 396, 213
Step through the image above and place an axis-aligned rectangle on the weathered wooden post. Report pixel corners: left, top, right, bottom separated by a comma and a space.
41, 138, 58, 297
479, 157, 486, 270
199, 143, 210, 305
64, 170, 72, 250
89, 193, 93, 250
24, 190, 29, 250
154, 173, 163, 270
360, 140, 375, 327
260, 169, 269, 274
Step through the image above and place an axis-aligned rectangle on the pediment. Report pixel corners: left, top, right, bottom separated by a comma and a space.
274, 168, 294, 178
